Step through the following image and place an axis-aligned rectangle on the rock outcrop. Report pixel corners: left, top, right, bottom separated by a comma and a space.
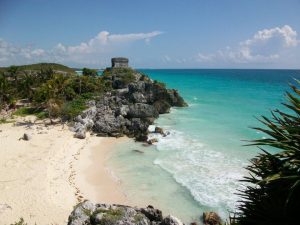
68, 201, 184, 225
72, 68, 187, 141
203, 212, 222, 225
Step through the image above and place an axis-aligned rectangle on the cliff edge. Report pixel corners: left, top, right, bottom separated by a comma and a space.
72, 67, 187, 141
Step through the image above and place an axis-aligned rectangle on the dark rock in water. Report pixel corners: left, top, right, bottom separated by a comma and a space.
154, 127, 164, 135
203, 212, 221, 225
147, 138, 158, 145
132, 149, 144, 154
72, 67, 187, 141
135, 134, 148, 142
190, 222, 198, 225
68, 201, 184, 225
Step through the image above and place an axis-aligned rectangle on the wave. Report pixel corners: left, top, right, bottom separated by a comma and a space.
149, 128, 247, 218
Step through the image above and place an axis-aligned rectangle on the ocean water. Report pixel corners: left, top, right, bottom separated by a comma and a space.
106, 69, 300, 223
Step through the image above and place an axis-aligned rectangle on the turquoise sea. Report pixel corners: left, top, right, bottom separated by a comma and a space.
106, 69, 300, 223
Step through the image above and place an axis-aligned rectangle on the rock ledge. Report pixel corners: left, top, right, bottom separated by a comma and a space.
68, 200, 184, 225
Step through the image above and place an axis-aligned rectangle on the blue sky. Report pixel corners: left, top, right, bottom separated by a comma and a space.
0, 0, 300, 68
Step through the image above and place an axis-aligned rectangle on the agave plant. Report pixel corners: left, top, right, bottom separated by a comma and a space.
236, 81, 300, 225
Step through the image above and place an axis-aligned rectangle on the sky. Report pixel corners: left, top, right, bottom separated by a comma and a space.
0, 0, 300, 69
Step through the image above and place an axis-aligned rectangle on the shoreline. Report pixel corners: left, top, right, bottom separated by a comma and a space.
74, 136, 134, 206
0, 116, 131, 225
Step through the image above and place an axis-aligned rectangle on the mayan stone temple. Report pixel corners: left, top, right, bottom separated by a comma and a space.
111, 57, 129, 68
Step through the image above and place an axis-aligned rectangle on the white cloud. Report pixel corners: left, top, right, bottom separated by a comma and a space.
0, 31, 163, 66
162, 55, 172, 62
195, 53, 215, 62
196, 25, 299, 65
242, 25, 299, 47
56, 30, 162, 55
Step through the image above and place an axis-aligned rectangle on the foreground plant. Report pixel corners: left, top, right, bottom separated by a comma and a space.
236, 81, 300, 225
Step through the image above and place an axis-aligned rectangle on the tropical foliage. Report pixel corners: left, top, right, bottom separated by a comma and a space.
236, 81, 300, 225
82, 67, 98, 76
0, 64, 112, 121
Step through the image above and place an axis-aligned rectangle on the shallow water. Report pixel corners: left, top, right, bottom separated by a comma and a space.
106, 69, 300, 223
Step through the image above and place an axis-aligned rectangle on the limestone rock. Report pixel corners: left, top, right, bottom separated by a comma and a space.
203, 212, 221, 225
127, 103, 159, 118
68, 200, 96, 225
71, 67, 186, 141
68, 201, 184, 225
162, 215, 184, 225
153, 100, 171, 114
74, 129, 86, 139
140, 205, 163, 222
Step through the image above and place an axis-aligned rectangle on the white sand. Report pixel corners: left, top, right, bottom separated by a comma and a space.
0, 116, 128, 225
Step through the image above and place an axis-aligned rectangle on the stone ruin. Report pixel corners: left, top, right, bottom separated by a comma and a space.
111, 57, 129, 68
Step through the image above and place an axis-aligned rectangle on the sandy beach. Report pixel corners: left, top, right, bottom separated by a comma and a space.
0, 116, 128, 225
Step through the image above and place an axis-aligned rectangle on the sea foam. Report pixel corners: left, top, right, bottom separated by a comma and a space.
150, 128, 246, 218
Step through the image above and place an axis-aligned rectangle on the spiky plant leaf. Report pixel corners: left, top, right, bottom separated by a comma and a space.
236, 81, 300, 225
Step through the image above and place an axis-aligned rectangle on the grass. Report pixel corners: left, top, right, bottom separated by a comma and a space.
133, 213, 145, 223
92, 208, 125, 225
14, 107, 48, 119
0, 118, 15, 124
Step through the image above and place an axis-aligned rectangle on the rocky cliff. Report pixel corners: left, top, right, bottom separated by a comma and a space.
72, 68, 187, 141
68, 201, 184, 225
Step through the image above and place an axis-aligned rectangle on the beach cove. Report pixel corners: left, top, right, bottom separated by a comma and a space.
1, 69, 300, 225
0, 117, 134, 225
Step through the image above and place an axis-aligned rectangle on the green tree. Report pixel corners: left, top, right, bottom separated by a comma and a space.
82, 67, 97, 77
18, 72, 35, 100
0, 72, 8, 104
8, 65, 18, 86
34, 73, 74, 122
236, 81, 300, 225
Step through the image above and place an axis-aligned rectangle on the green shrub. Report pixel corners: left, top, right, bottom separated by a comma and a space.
82, 67, 98, 76
98, 208, 124, 225
14, 107, 48, 119
121, 73, 135, 84
60, 97, 87, 120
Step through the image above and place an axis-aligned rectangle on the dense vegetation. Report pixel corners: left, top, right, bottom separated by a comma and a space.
82, 67, 98, 76
0, 64, 112, 121
0, 63, 75, 74
233, 81, 300, 225
102, 67, 136, 84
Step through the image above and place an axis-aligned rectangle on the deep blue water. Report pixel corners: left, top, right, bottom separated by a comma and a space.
107, 69, 300, 223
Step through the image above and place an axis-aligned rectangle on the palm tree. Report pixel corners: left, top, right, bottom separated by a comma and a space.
18, 71, 35, 100
0, 72, 9, 106
7, 65, 18, 86
236, 81, 300, 225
